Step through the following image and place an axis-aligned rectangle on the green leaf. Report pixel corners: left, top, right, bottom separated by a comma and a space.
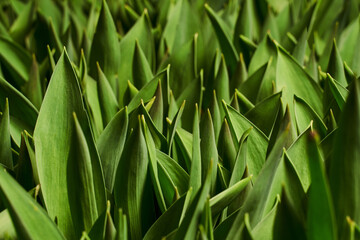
240, 57, 275, 104
228, 130, 252, 214
234, 0, 261, 44
276, 46, 323, 120
142, 117, 167, 212
24, 55, 43, 109
116, 209, 128, 240
168, 101, 185, 154
34, 49, 106, 239
173, 161, 212, 240
223, 102, 268, 179
272, 187, 306, 240
292, 29, 308, 65
114, 116, 154, 240
294, 95, 327, 138
157, 149, 189, 206
67, 113, 99, 235
127, 77, 160, 113
210, 176, 252, 217
189, 104, 201, 196
245, 92, 282, 136
89, 0, 120, 90
97, 107, 128, 191
97, 63, 119, 126
287, 124, 313, 191
0, 99, 12, 170
0, 210, 16, 239
0, 166, 65, 239
118, 11, 155, 107
132, 40, 154, 89
218, 118, 237, 171
149, 81, 164, 133
214, 55, 230, 103
0, 77, 38, 146
230, 125, 305, 233
251, 197, 280, 240
329, 78, 360, 237
205, 4, 238, 75
9, 0, 36, 44
327, 39, 347, 86
143, 195, 186, 240
306, 131, 337, 240
247, 34, 277, 75
0, 37, 31, 86
200, 109, 218, 194
89, 201, 116, 240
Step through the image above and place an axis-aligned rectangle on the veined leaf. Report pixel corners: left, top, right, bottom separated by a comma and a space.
276, 46, 323, 119
34, 49, 106, 239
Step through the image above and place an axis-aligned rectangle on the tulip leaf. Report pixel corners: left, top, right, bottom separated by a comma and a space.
34, 49, 106, 239
97, 107, 128, 191
0, 166, 65, 239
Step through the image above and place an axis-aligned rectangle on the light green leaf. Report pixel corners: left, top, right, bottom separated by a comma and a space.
0, 210, 16, 239
276, 46, 323, 119
210, 176, 252, 217
34, 49, 106, 239
200, 109, 218, 194
189, 104, 201, 196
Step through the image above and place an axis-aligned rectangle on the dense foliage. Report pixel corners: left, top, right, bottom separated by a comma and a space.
0, 0, 360, 239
